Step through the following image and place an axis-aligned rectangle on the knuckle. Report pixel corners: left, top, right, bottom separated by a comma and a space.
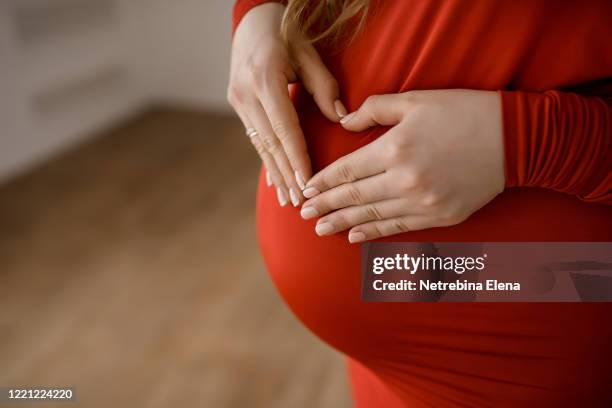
422, 191, 442, 207
336, 162, 356, 183
364, 94, 380, 109
261, 135, 280, 153
248, 64, 266, 91
395, 133, 413, 149
325, 214, 347, 231
364, 204, 383, 221
392, 218, 410, 233
371, 223, 384, 238
362, 95, 380, 117
384, 140, 408, 162
249, 136, 266, 155
399, 97, 415, 112
246, 55, 260, 73
365, 94, 394, 125
385, 143, 401, 162
226, 89, 235, 106
271, 121, 292, 142
398, 170, 421, 192
346, 184, 364, 205
322, 76, 338, 94
226, 85, 241, 107
401, 90, 417, 104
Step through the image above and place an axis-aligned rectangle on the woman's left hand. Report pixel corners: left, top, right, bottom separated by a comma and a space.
299, 89, 506, 243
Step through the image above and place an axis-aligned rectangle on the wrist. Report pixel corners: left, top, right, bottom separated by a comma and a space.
234, 2, 285, 38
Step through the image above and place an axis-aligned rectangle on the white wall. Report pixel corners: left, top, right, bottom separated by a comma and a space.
0, 0, 234, 183
123, 0, 234, 111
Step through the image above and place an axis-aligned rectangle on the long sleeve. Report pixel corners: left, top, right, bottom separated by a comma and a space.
501, 90, 612, 205
232, 0, 285, 33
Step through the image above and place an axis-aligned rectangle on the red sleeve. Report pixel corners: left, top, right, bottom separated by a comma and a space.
501, 90, 612, 205
232, 0, 285, 34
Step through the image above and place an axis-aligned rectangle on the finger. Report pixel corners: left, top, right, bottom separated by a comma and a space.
301, 172, 398, 219
234, 105, 284, 190
256, 71, 312, 191
340, 93, 407, 132
312, 198, 420, 236
347, 215, 437, 243
234, 105, 280, 186
245, 99, 303, 206
265, 170, 272, 187
250, 131, 286, 189
254, 138, 290, 205
302, 140, 385, 199
294, 42, 346, 122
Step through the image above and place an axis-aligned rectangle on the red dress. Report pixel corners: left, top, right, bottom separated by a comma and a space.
233, 1, 612, 406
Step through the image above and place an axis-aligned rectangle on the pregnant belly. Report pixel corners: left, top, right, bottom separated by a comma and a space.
254, 95, 612, 405
256, 174, 612, 405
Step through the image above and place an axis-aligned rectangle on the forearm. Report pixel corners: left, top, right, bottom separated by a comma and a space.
501, 90, 612, 205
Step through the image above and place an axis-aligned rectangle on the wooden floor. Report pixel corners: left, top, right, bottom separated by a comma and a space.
0, 109, 350, 408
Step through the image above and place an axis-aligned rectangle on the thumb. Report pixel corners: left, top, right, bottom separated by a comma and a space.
294, 43, 346, 122
340, 94, 405, 132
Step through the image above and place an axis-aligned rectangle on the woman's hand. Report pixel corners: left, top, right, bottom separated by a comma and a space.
299, 89, 505, 242
228, 3, 346, 207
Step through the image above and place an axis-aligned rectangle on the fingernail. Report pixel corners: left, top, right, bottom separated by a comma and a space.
300, 206, 319, 220
289, 188, 300, 207
334, 100, 348, 119
315, 222, 334, 236
295, 170, 306, 190
276, 188, 288, 207
302, 187, 320, 199
348, 231, 366, 243
266, 171, 272, 187
340, 112, 356, 125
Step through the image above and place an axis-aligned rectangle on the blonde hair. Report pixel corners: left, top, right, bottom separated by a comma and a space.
281, 0, 370, 45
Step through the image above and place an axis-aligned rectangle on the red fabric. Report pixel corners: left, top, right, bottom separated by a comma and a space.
235, 0, 612, 406
502, 91, 612, 203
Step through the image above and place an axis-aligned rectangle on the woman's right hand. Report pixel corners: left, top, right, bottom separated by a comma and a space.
228, 3, 346, 207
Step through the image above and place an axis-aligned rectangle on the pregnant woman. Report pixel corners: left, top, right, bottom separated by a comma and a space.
229, 1, 612, 406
